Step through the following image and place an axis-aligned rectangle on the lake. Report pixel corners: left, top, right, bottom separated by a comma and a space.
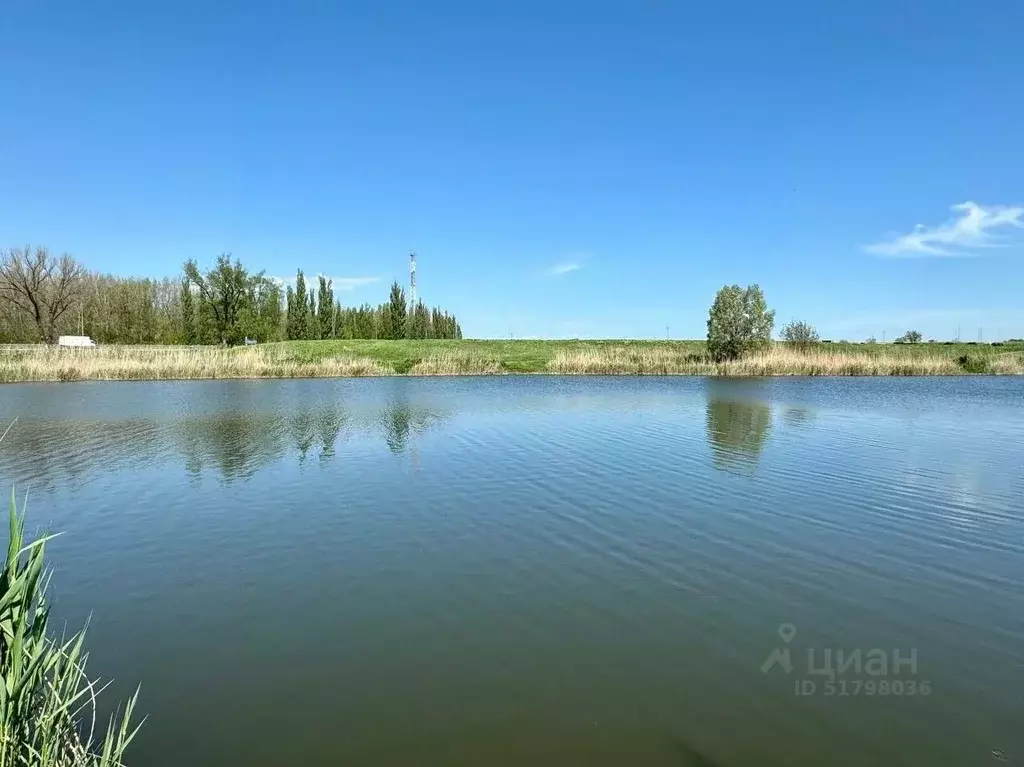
0, 376, 1021, 766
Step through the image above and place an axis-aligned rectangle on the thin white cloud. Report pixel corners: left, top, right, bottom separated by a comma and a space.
270, 274, 380, 291
326, 276, 380, 291
865, 201, 1024, 257
544, 262, 581, 277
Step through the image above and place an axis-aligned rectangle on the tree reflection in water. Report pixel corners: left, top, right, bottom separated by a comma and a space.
705, 382, 773, 474
379, 398, 447, 455
0, 389, 452, 486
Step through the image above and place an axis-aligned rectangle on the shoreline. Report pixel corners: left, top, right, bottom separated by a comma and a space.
1, 340, 1022, 382
1, 372, 1019, 385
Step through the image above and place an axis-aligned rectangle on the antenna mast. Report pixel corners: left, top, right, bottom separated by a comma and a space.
409, 252, 417, 310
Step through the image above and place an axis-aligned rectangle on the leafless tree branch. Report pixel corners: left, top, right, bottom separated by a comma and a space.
0, 246, 85, 342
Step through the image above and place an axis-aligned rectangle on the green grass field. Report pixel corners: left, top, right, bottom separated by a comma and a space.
275, 339, 702, 373
272, 338, 1024, 374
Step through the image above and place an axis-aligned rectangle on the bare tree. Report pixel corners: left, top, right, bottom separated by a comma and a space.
0, 246, 86, 343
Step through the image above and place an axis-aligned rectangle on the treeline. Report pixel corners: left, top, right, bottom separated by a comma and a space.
0, 271, 186, 345
0, 247, 462, 344
281, 271, 461, 342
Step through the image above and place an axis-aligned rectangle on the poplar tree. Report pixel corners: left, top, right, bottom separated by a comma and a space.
180, 277, 196, 344
285, 285, 297, 339
308, 287, 321, 341
317, 276, 334, 339
387, 281, 407, 340
290, 270, 309, 340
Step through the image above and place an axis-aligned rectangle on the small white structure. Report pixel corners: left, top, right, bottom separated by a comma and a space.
57, 335, 97, 348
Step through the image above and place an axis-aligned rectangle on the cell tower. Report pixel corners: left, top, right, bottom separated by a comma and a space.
409, 252, 417, 310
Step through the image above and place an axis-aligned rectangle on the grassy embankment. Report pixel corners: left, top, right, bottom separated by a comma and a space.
1, 340, 1022, 382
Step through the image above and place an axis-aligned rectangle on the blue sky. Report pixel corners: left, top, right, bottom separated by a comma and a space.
2, 0, 1022, 340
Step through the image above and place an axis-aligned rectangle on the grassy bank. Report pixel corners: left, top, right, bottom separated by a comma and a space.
1, 340, 1022, 382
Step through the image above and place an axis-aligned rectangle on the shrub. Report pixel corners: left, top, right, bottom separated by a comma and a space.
957, 354, 987, 373
780, 320, 819, 351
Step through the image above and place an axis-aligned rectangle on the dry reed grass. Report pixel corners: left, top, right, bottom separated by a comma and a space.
0, 345, 392, 382
409, 352, 504, 375
989, 353, 1024, 375
547, 345, 1009, 375
3, 343, 1020, 382
547, 346, 709, 374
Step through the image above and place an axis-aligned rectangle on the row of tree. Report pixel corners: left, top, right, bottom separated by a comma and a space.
0, 247, 463, 344
281, 272, 461, 342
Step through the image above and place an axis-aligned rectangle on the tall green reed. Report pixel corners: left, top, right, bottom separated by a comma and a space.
1, 488, 142, 766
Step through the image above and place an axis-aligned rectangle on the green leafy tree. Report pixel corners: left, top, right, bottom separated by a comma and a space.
0, 250, 467, 344
316, 276, 334, 339
405, 300, 430, 339
706, 284, 775, 361
285, 285, 296, 339
387, 281, 407, 340
895, 330, 922, 344
242, 277, 283, 342
183, 254, 265, 345
781, 319, 819, 350
378, 302, 393, 340
308, 287, 321, 341
287, 270, 310, 340
196, 294, 217, 344
334, 300, 351, 339
180, 277, 197, 344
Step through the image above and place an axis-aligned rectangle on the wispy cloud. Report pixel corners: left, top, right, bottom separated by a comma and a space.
865, 201, 1024, 257
270, 274, 380, 291
329, 276, 380, 291
544, 262, 581, 277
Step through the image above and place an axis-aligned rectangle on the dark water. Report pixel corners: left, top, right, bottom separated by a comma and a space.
1, 377, 1022, 766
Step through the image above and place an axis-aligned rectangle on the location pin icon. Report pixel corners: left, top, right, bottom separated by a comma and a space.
778, 623, 797, 644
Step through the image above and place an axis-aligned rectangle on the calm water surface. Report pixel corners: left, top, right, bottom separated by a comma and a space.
1, 377, 1022, 766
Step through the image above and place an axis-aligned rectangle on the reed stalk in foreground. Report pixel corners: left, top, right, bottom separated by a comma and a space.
0, 491, 141, 766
